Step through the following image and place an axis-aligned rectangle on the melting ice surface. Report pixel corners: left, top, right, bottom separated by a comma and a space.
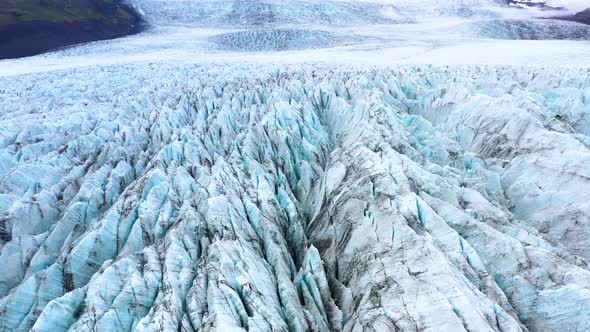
210, 29, 344, 51
1, 1, 590, 332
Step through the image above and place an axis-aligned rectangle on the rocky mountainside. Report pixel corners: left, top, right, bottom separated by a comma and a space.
568, 8, 590, 25
0, 0, 142, 59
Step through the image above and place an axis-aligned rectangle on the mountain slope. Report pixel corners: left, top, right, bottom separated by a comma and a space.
0, 0, 142, 59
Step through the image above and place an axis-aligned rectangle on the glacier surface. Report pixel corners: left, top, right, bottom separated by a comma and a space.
1, 0, 590, 331
1, 64, 590, 331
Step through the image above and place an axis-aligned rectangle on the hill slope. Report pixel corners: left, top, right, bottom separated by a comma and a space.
0, 0, 142, 59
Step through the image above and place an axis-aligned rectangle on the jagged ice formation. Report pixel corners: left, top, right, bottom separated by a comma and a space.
0, 64, 589, 331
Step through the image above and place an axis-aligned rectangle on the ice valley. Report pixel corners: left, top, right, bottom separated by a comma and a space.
1, 0, 590, 331
1, 64, 590, 331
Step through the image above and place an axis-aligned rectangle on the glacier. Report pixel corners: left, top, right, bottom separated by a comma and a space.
1, 0, 590, 331
1, 64, 590, 331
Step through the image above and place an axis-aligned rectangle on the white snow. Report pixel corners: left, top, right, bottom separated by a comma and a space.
1, 0, 590, 77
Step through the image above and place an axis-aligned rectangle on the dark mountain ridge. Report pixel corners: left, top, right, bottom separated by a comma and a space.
0, 0, 143, 60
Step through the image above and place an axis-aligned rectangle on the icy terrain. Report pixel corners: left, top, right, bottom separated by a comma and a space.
1, 1, 590, 332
